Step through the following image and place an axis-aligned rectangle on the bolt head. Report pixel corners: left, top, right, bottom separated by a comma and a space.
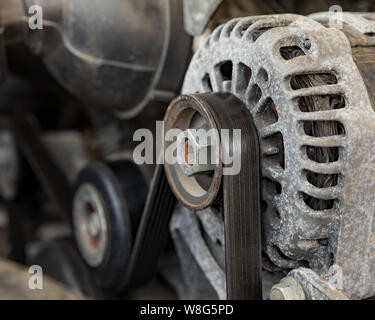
176, 129, 217, 176
270, 277, 306, 300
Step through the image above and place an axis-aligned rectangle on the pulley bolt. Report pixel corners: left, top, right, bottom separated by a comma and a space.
270, 277, 306, 300
176, 129, 216, 177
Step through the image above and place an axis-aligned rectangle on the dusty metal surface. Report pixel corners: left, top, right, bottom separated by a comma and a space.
182, 14, 375, 299
309, 11, 375, 47
288, 268, 348, 300
170, 204, 226, 300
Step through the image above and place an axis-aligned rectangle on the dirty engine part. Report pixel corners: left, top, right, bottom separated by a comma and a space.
175, 13, 375, 300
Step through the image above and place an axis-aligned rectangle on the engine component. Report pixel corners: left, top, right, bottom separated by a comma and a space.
170, 204, 227, 300
1, 0, 191, 118
182, 0, 364, 37
180, 14, 375, 299
73, 161, 147, 290
167, 201, 286, 300
163, 95, 223, 210
4, 0, 375, 301
164, 93, 262, 299
309, 11, 375, 47
269, 276, 306, 300
270, 268, 349, 300
119, 164, 175, 291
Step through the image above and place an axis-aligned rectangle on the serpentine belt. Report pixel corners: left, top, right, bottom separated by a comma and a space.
164, 93, 262, 299
120, 162, 176, 290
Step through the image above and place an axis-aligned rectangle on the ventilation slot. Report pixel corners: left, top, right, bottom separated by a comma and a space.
249, 21, 291, 42
202, 73, 213, 92
301, 192, 336, 210
275, 181, 282, 194
261, 200, 268, 212
274, 245, 293, 261
263, 132, 285, 169
234, 63, 252, 94
305, 170, 339, 188
298, 94, 345, 112
251, 27, 274, 42
258, 98, 278, 124
222, 22, 238, 38
291, 73, 337, 90
261, 179, 281, 229
329, 252, 335, 266
249, 84, 262, 108
302, 120, 345, 137
238, 22, 252, 37
306, 146, 339, 163
263, 177, 282, 195
257, 98, 283, 168
280, 46, 306, 60
258, 68, 269, 83
219, 61, 233, 81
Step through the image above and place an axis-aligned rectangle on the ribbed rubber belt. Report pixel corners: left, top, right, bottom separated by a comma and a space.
121, 163, 176, 290
197, 93, 262, 299
122, 93, 262, 299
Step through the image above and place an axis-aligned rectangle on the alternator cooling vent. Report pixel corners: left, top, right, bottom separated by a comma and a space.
182, 14, 375, 299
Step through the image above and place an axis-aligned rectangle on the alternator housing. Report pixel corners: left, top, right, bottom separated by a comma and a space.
182, 14, 375, 299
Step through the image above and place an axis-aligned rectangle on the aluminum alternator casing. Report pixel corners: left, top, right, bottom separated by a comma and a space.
181, 14, 375, 299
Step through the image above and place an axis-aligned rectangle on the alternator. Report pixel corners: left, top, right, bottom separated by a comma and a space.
177, 13, 375, 299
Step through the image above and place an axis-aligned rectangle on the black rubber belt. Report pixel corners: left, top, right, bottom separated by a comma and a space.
198, 93, 262, 300
164, 93, 262, 299
121, 162, 176, 290
11, 112, 72, 222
